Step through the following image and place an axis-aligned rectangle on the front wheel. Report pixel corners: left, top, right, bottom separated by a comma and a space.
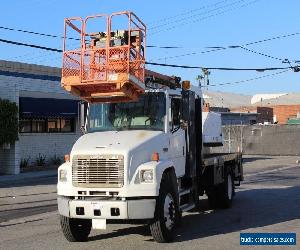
150, 171, 179, 243
60, 215, 91, 242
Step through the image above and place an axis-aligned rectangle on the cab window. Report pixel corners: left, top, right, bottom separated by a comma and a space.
169, 98, 181, 131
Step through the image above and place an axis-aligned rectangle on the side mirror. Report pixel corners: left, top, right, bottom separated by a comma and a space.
79, 101, 86, 135
80, 125, 86, 135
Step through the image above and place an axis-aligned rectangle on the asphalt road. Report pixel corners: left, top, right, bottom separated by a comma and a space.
0, 155, 300, 250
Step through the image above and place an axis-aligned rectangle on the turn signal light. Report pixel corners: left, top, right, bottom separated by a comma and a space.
152, 152, 159, 161
182, 80, 191, 90
64, 154, 70, 162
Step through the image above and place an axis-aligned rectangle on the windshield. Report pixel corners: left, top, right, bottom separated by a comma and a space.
87, 92, 166, 132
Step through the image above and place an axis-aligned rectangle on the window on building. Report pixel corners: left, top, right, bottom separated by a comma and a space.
19, 118, 75, 133
32, 119, 46, 133
19, 119, 32, 133
48, 118, 60, 133
61, 118, 74, 132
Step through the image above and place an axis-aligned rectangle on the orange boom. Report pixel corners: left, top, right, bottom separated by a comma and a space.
61, 11, 146, 103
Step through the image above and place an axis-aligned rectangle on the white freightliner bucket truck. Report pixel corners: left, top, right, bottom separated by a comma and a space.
57, 73, 243, 243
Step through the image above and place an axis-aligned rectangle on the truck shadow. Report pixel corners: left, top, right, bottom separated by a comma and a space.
242, 156, 273, 163
174, 185, 300, 242
88, 185, 300, 242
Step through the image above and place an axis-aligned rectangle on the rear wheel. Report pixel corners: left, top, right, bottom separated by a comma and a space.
60, 215, 91, 242
218, 171, 234, 208
150, 171, 179, 243
206, 169, 234, 209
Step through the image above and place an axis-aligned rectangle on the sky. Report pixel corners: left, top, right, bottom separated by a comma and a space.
0, 0, 299, 95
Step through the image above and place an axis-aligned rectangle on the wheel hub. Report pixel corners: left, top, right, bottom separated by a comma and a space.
164, 194, 175, 230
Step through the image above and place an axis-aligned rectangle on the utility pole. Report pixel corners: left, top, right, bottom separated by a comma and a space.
196, 68, 211, 90
196, 75, 204, 88
202, 68, 211, 90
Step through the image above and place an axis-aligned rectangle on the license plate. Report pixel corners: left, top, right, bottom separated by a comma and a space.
92, 219, 106, 230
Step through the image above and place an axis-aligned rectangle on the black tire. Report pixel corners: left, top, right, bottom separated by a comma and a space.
150, 171, 179, 243
218, 169, 234, 208
60, 215, 92, 242
206, 169, 234, 209
206, 187, 219, 209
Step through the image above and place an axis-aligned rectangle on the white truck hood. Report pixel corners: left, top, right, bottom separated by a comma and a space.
70, 130, 169, 183
71, 130, 163, 156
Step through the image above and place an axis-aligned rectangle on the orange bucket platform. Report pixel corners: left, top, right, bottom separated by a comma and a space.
61, 12, 146, 103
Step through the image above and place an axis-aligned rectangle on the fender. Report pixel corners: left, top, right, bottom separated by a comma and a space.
131, 160, 176, 196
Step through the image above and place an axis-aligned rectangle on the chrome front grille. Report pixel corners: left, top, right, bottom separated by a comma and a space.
72, 154, 124, 188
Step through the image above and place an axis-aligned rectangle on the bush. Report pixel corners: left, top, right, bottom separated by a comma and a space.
20, 157, 30, 168
50, 155, 62, 165
0, 99, 18, 146
35, 153, 46, 166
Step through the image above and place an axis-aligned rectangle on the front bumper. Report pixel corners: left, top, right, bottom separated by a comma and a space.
58, 196, 156, 220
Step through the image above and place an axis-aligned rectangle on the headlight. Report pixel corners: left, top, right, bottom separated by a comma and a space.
140, 170, 153, 183
59, 169, 67, 182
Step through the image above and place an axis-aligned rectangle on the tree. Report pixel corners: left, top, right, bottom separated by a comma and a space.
0, 99, 18, 146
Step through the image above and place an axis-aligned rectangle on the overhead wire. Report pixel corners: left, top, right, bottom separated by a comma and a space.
0, 38, 62, 52
0, 0, 262, 50
0, 26, 183, 49
146, 0, 229, 25
149, 0, 252, 31
208, 69, 290, 87
146, 61, 293, 71
151, 31, 300, 61
149, 0, 261, 35
239, 46, 284, 62
0, 37, 298, 72
148, 0, 236, 30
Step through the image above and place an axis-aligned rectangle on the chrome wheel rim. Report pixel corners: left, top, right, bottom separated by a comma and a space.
164, 193, 175, 230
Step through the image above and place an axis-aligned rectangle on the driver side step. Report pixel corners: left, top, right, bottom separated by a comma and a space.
180, 203, 195, 212
179, 188, 195, 212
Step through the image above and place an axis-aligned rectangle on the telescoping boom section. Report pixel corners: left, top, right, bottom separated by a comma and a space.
61, 11, 146, 103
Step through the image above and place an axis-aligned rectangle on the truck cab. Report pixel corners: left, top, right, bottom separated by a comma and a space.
57, 86, 243, 243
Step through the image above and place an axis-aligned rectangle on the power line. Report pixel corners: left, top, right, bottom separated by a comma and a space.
1, 37, 297, 72
0, 26, 70, 40
208, 69, 290, 87
152, 31, 300, 61
148, 0, 236, 30
239, 46, 284, 62
0, 38, 297, 89
0, 25, 183, 49
150, 0, 261, 35
149, 0, 252, 31
0, 38, 62, 52
146, 61, 294, 71
1, 24, 299, 54
146, 0, 229, 25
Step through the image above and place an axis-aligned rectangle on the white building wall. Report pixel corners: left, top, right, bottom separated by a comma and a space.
0, 60, 80, 174
0, 76, 20, 174
19, 133, 80, 165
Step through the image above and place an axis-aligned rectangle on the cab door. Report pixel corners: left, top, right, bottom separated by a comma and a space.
168, 97, 186, 177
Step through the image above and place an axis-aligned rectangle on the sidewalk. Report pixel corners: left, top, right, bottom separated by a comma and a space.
0, 169, 57, 183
